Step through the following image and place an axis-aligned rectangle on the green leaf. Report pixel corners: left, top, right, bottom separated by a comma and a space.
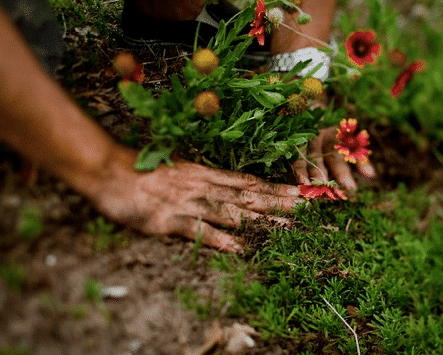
228, 78, 261, 88
214, 20, 227, 50
135, 144, 175, 171
282, 60, 312, 82
339, 12, 352, 36
171, 74, 185, 96
118, 82, 154, 117
303, 62, 324, 79
251, 89, 285, 108
221, 130, 244, 140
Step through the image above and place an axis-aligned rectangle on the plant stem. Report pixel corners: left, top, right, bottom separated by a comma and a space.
279, 22, 330, 49
294, 145, 328, 182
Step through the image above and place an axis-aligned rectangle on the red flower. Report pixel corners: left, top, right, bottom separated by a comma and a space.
249, 0, 266, 46
300, 183, 347, 200
334, 118, 371, 164
390, 60, 426, 98
345, 30, 381, 68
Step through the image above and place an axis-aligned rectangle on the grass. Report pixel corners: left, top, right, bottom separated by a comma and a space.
178, 185, 443, 353
87, 216, 129, 251
46, 0, 443, 353
47, 0, 123, 37
0, 263, 28, 292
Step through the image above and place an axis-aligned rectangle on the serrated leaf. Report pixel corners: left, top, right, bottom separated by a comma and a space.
118, 82, 154, 117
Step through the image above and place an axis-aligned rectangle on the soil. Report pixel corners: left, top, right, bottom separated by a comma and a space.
1, 3, 443, 355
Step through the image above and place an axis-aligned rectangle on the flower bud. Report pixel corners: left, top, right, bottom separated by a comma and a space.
388, 49, 407, 67
113, 52, 136, 76
267, 75, 281, 84
302, 77, 323, 100
266, 7, 285, 29
296, 13, 311, 25
194, 91, 220, 117
193, 48, 219, 75
114, 52, 144, 83
287, 93, 307, 115
347, 68, 361, 81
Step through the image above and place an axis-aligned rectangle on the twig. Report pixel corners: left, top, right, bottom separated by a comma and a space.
61, 12, 67, 39
345, 218, 352, 235
322, 297, 361, 355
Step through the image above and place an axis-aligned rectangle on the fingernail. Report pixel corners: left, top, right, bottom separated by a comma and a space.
360, 163, 377, 179
230, 243, 243, 254
342, 176, 358, 191
286, 186, 300, 196
221, 242, 243, 254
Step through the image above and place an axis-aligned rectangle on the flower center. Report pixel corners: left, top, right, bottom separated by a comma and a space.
353, 40, 369, 57
346, 136, 359, 151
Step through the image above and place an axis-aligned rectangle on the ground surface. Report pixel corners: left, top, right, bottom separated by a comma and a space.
1, 1, 442, 354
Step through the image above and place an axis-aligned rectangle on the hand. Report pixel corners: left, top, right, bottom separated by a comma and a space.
290, 127, 377, 190
93, 158, 304, 253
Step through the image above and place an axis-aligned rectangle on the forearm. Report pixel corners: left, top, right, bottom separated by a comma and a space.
0, 6, 137, 200
270, 0, 337, 54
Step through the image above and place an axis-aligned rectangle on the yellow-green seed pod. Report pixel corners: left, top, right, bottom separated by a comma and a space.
267, 75, 281, 84
287, 93, 308, 115
193, 48, 219, 75
302, 77, 323, 100
194, 91, 220, 117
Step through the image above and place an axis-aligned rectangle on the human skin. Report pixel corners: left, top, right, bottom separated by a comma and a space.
134, 0, 377, 189
0, 5, 306, 253
269, 0, 376, 188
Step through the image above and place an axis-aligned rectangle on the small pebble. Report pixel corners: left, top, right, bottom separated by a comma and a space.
45, 254, 57, 267
129, 340, 142, 351
101, 286, 128, 300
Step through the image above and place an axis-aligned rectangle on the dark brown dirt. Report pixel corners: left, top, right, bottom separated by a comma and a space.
1, 3, 442, 355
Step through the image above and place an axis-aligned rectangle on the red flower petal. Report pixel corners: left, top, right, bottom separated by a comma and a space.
299, 184, 347, 200
249, 0, 266, 46
345, 30, 381, 68
390, 60, 426, 98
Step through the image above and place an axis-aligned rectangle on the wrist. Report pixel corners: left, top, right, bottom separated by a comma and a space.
61, 143, 140, 205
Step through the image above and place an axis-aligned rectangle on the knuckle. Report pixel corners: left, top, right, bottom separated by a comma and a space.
220, 204, 240, 226
239, 190, 256, 206
244, 172, 260, 189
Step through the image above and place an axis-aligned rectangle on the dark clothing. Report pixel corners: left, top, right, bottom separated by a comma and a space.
1, 0, 64, 75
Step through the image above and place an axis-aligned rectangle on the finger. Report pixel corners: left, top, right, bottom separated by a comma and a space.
356, 160, 377, 179
307, 137, 328, 182
324, 152, 358, 191
290, 156, 311, 185
164, 215, 243, 253
195, 163, 301, 197
205, 186, 303, 214
200, 202, 294, 230
307, 155, 328, 182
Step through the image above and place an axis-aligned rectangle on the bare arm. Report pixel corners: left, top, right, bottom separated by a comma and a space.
0, 5, 304, 252
0, 5, 136, 201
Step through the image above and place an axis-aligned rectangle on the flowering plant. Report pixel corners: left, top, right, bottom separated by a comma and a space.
117, 1, 345, 177
328, 0, 443, 152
